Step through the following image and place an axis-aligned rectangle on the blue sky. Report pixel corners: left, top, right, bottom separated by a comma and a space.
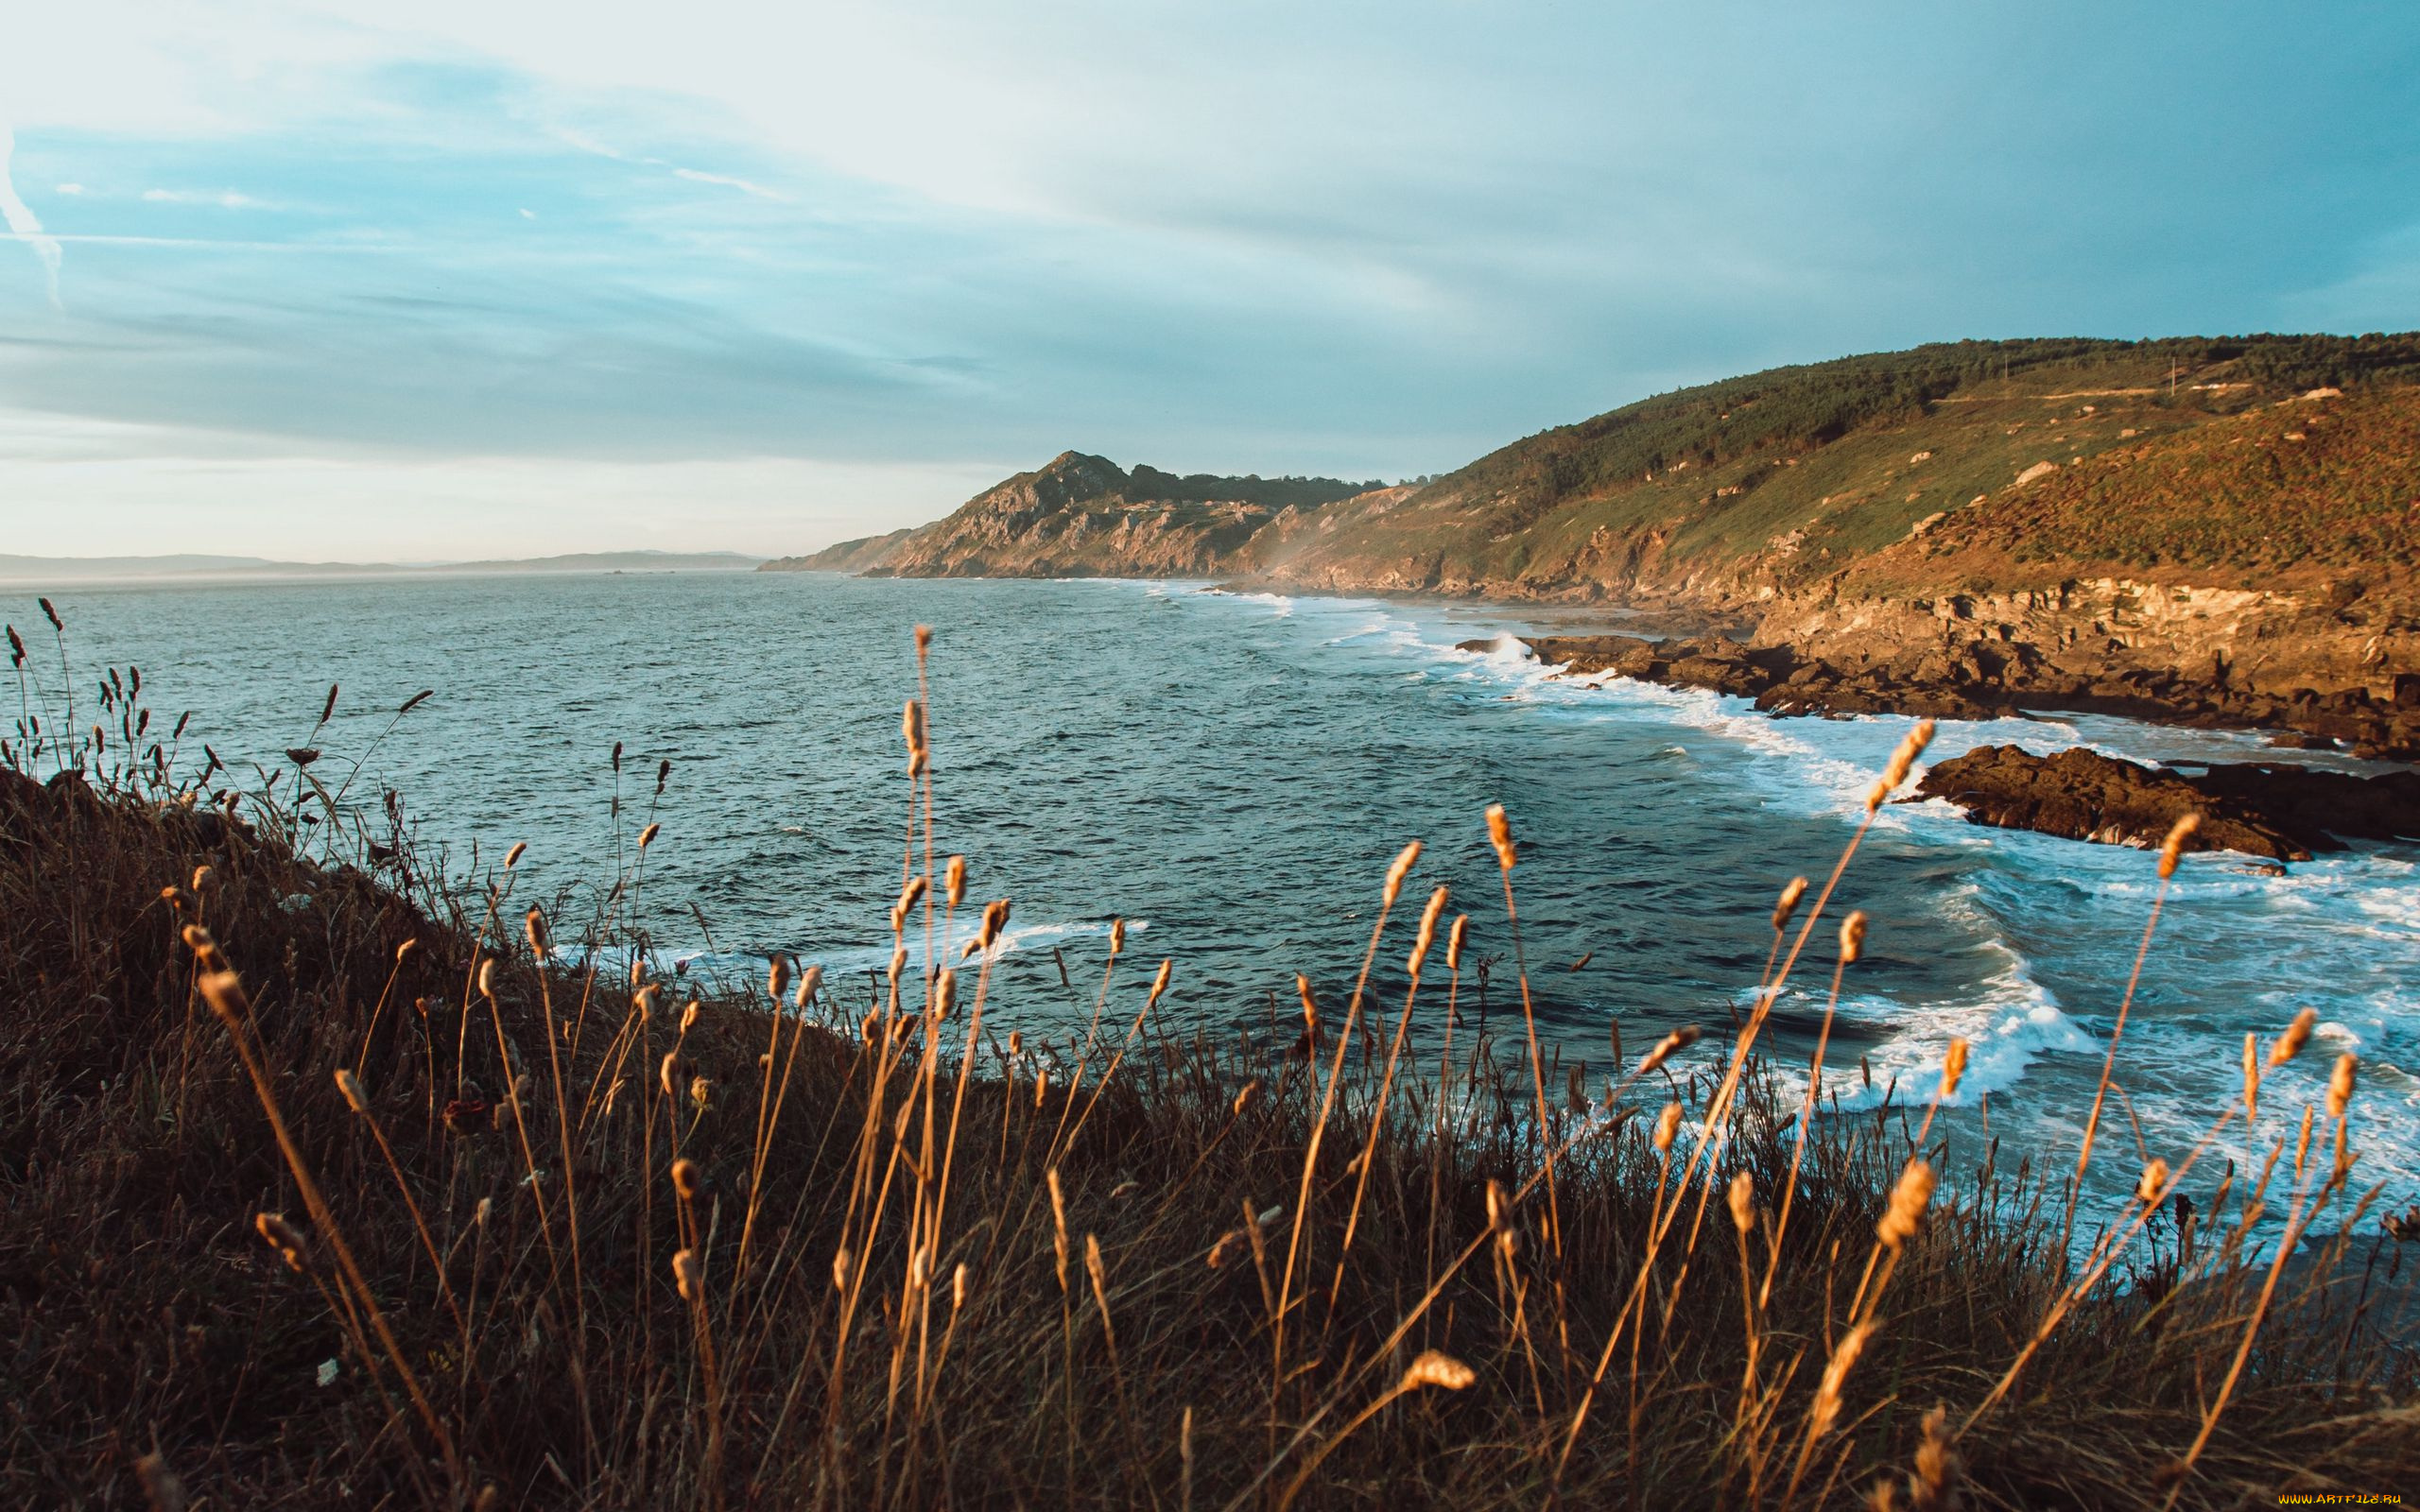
2, 1, 2416, 558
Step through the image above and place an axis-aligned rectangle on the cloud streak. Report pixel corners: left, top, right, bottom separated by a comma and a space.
0, 122, 63, 308
672, 166, 787, 201
142, 187, 275, 208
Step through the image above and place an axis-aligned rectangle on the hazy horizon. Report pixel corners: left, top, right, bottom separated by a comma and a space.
5, 2, 2417, 560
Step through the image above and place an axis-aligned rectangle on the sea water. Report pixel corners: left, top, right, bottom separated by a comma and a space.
22, 570, 2416, 1222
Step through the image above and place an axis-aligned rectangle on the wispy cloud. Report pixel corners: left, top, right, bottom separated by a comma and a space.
0, 122, 63, 308
672, 166, 788, 201
143, 187, 275, 209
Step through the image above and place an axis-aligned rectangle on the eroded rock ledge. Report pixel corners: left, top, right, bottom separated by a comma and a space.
1912, 746, 2420, 862
1462, 633, 2420, 762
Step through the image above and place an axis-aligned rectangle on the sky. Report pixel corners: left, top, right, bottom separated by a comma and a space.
1, 2, 2416, 560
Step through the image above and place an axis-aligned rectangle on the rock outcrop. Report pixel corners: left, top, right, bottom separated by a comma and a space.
1911, 746, 2420, 861
1464, 631, 2420, 762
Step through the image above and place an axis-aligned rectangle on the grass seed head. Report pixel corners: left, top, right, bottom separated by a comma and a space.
672, 1248, 701, 1302
1639, 1025, 1701, 1076
1408, 885, 1449, 974
1911, 1405, 1961, 1511
134, 1451, 187, 1512
1811, 1320, 1877, 1438
1400, 1350, 1475, 1392
181, 923, 225, 972
1840, 909, 1870, 965
636, 822, 660, 850
1046, 1166, 1071, 1291
2269, 1006, 2318, 1068
254, 1211, 307, 1271
1147, 958, 1173, 1009
1446, 914, 1468, 971
977, 897, 1011, 950
2158, 811, 2202, 879
891, 875, 927, 935
197, 969, 248, 1026
2241, 1032, 2259, 1119
944, 853, 966, 909
504, 841, 527, 869
1877, 1158, 1935, 1248
1727, 1170, 1756, 1234
1772, 875, 1809, 934
1654, 1101, 1683, 1152
2326, 1053, 2358, 1119
2137, 1158, 2169, 1205
1484, 804, 1516, 870
794, 964, 821, 1009
334, 1068, 370, 1114
1108, 919, 1126, 956
671, 1158, 701, 1199
1940, 1038, 1968, 1101
932, 968, 956, 1020
1868, 719, 1938, 813
1382, 839, 1423, 908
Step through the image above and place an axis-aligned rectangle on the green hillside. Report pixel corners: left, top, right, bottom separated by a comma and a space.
1259, 334, 2420, 595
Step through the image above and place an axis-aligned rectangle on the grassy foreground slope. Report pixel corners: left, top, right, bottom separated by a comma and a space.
3, 623, 2416, 1508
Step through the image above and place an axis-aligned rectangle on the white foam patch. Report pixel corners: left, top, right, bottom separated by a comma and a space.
1753, 933, 2096, 1114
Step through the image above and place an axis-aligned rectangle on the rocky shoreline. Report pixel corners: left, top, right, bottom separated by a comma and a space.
1462, 632, 2420, 863
1469, 632, 2420, 763
1913, 745, 2420, 863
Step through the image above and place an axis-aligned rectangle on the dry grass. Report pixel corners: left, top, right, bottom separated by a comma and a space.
2, 612, 2414, 1509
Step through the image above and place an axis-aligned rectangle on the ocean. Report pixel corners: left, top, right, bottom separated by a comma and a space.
20, 569, 2417, 1221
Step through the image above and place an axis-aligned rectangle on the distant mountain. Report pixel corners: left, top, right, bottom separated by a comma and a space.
758, 453, 1384, 577
0, 550, 766, 583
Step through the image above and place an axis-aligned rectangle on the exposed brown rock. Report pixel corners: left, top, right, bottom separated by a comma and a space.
1460, 631, 2420, 762
1913, 745, 2420, 861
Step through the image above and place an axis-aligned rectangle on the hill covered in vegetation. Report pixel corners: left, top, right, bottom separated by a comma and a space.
770, 335, 2420, 749
761, 453, 1382, 578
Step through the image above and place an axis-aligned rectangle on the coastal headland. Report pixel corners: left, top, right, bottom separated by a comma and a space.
768, 334, 2420, 761
769, 334, 2420, 852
